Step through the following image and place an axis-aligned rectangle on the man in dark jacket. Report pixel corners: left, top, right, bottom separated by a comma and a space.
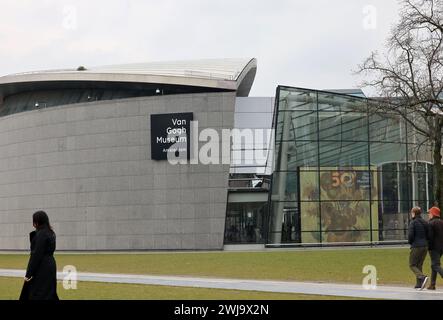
427, 207, 443, 290
408, 207, 429, 290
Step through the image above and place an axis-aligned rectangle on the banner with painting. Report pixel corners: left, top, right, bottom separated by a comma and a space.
299, 167, 378, 244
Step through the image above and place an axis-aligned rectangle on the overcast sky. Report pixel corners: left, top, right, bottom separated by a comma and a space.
0, 0, 400, 96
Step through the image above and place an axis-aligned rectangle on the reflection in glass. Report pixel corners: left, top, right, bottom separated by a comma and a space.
369, 114, 405, 143
371, 143, 407, 164
318, 112, 367, 142
224, 202, 267, 244
320, 141, 369, 167
286, 140, 318, 169
268, 86, 435, 246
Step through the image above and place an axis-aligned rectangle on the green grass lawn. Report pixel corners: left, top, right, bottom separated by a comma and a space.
0, 277, 361, 300
0, 248, 423, 286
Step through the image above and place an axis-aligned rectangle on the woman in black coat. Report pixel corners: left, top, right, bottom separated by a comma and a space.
20, 211, 59, 300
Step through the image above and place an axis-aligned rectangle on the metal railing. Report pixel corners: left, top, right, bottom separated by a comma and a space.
228, 176, 271, 191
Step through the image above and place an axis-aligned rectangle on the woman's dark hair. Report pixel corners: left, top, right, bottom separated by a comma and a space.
33, 211, 54, 232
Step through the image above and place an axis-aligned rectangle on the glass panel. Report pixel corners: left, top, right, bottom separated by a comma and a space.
370, 143, 407, 165
376, 164, 435, 212
428, 164, 434, 208
380, 168, 399, 214
275, 115, 284, 142
399, 164, 413, 210
318, 111, 367, 142
412, 161, 430, 172
416, 169, 428, 203
378, 200, 409, 242
278, 88, 317, 111
282, 204, 301, 243
317, 92, 367, 112
277, 111, 318, 142
319, 141, 369, 167
405, 118, 428, 144
285, 140, 319, 170
224, 202, 267, 244
288, 110, 318, 141
0, 88, 158, 117
369, 113, 405, 143
268, 201, 300, 244
408, 144, 433, 163
270, 171, 300, 202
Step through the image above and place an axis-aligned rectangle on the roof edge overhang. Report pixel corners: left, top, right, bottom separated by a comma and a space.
235, 58, 257, 97
0, 58, 257, 98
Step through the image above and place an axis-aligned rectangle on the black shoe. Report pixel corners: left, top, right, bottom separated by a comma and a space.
427, 285, 436, 290
420, 276, 429, 290
414, 278, 421, 289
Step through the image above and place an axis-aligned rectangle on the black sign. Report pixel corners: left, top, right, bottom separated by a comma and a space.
150, 112, 193, 160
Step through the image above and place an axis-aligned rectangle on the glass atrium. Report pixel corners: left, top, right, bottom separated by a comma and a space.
268, 86, 434, 246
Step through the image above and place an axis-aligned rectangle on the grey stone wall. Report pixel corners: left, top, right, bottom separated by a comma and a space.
0, 92, 235, 250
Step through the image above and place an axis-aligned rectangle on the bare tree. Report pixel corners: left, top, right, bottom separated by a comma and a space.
357, 0, 443, 206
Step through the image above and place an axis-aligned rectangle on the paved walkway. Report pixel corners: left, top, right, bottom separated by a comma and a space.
1, 268, 442, 300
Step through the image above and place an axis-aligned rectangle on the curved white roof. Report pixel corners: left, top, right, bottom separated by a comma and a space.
0, 58, 257, 97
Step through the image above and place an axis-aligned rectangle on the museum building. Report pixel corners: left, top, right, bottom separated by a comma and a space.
0, 58, 433, 250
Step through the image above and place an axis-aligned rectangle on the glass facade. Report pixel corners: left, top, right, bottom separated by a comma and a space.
0, 85, 228, 117
268, 86, 434, 246
224, 201, 268, 244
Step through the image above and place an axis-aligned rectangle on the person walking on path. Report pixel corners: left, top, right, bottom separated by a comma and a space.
427, 206, 443, 290
408, 207, 429, 290
20, 211, 59, 300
